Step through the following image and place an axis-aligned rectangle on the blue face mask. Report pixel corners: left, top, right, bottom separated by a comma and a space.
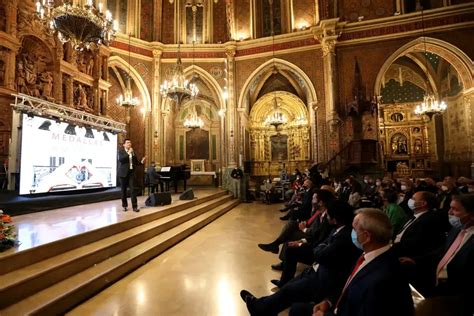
351, 229, 364, 250
448, 215, 463, 229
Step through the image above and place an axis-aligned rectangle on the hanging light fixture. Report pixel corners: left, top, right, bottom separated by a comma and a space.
183, 102, 204, 129
414, 9, 447, 120
35, 0, 118, 51
264, 0, 286, 131
116, 34, 140, 108
160, 9, 199, 106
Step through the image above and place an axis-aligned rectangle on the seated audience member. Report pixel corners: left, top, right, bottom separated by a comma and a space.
399, 178, 415, 217
258, 189, 335, 254
281, 179, 315, 221
347, 179, 362, 209
401, 194, 474, 314
392, 191, 447, 293
381, 188, 408, 237
438, 177, 458, 214
239, 200, 361, 316
291, 208, 414, 316
271, 195, 344, 286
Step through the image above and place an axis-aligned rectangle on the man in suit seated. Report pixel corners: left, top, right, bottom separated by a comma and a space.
239, 200, 361, 316
392, 191, 447, 294
293, 208, 414, 316
258, 189, 335, 255
401, 193, 474, 314
145, 161, 161, 194
281, 178, 315, 221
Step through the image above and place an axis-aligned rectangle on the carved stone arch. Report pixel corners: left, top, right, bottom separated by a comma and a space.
251, 69, 305, 107
108, 55, 152, 112
375, 37, 473, 95
183, 64, 225, 109
238, 58, 318, 114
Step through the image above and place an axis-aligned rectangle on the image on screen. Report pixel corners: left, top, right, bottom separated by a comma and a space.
19, 114, 118, 195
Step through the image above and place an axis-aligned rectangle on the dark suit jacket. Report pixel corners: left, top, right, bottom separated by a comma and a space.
291, 189, 314, 221
392, 210, 446, 258
305, 213, 333, 246
310, 226, 362, 294
117, 149, 142, 178
436, 228, 474, 301
332, 248, 414, 316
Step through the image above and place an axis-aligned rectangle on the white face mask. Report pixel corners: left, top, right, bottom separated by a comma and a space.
401, 185, 407, 191
441, 185, 449, 191
376, 181, 381, 186
364, 179, 368, 184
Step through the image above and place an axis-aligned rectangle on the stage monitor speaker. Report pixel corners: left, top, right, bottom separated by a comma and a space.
179, 188, 194, 200
145, 192, 172, 206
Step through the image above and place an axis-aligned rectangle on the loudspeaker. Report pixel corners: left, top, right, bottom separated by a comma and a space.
179, 188, 194, 200
145, 192, 172, 206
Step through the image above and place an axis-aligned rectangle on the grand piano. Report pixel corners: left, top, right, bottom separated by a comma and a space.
157, 165, 191, 193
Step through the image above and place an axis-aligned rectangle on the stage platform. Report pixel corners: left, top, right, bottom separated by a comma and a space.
0, 188, 224, 256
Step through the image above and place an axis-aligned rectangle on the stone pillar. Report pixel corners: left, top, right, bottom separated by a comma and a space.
53, 38, 63, 103
315, 18, 341, 161
5, 0, 18, 37
225, 43, 237, 167
152, 48, 163, 164
64, 74, 73, 106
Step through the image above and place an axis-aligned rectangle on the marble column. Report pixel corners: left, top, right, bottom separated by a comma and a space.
225, 43, 237, 167
315, 18, 341, 161
152, 49, 163, 164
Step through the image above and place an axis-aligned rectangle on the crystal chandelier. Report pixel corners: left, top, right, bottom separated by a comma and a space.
265, 98, 287, 129
35, 0, 118, 51
414, 94, 447, 119
117, 34, 140, 108
414, 10, 447, 119
160, 43, 199, 105
183, 103, 204, 129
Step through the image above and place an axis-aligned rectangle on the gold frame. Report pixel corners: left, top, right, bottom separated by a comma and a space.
191, 159, 205, 172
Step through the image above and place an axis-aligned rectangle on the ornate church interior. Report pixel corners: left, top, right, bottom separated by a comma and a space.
0, 0, 473, 315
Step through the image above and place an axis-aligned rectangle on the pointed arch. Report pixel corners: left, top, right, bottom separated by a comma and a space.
108, 55, 152, 112
238, 58, 318, 113
374, 37, 473, 95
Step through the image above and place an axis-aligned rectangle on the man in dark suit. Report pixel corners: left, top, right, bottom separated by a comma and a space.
239, 200, 361, 316
299, 208, 413, 316
281, 178, 314, 221
392, 191, 446, 293
145, 161, 161, 194
118, 138, 146, 212
407, 194, 474, 314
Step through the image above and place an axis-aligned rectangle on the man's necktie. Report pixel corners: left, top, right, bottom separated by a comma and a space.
436, 229, 466, 276
335, 255, 366, 309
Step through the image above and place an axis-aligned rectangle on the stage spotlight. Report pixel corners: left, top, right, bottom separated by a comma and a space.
38, 120, 51, 131
84, 127, 94, 139
64, 124, 77, 135
103, 132, 110, 141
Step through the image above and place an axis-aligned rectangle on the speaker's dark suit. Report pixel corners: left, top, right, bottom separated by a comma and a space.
332, 248, 414, 316
118, 148, 143, 209
250, 226, 361, 315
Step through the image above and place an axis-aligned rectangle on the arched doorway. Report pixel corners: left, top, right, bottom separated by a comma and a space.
375, 38, 474, 178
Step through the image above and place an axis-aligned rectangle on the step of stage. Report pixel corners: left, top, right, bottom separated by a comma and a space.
0, 193, 239, 315
0, 190, 229, 275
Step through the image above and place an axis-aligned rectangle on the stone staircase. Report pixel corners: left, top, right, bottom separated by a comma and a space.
0, 191, 239, 315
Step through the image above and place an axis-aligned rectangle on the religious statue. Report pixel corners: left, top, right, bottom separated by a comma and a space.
40, 71, 54, 99
22, 52, 37, 86
86, 58, 94, 76
414, 139, 422, 154
16, 61, 27, 93
391, 134, 408, 154
75, 84, 92, 111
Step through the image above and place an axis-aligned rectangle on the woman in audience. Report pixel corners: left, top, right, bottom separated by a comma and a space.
347, 179, 362, 209
381, 188, 408, 237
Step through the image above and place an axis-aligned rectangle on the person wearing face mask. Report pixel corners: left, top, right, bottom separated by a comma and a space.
381, 189, 408, 237
239, 201, 360, 316
400, 194, 474, 315
398, 178, 415, 217
392, 191, 447, 294
298, 208, 413, 316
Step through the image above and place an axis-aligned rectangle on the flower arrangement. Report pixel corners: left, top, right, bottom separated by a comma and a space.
0, 210, 17, 252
